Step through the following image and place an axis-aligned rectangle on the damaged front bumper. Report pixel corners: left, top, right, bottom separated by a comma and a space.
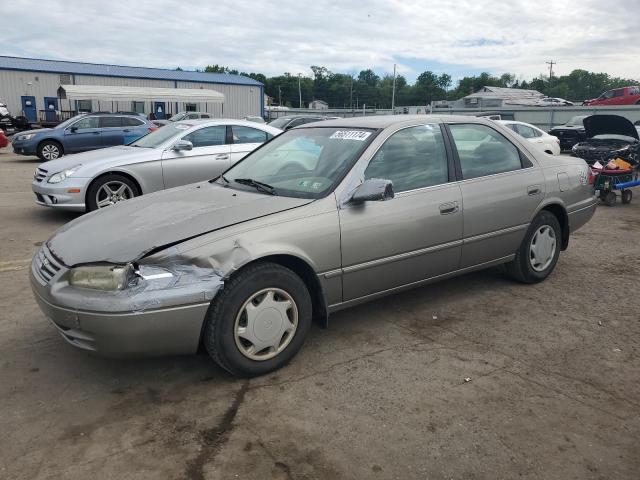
30, 246, 224, 357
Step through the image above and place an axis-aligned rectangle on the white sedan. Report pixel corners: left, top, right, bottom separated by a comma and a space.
498, 120, 561, 155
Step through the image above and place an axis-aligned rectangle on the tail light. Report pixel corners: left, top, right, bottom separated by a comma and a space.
148, 127, 158, 132
588, 168, 597, 185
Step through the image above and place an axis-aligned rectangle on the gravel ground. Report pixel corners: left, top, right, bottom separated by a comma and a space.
0, 145, 638, 479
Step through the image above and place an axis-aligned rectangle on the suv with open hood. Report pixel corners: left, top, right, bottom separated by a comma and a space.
571, 115, 639, 165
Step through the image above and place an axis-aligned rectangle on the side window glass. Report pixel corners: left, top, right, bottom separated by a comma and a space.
364, 124, 448, 192
449, 124, 522, 180
288, 118, 305, 128
122, 117, 143, 127
72, 116, 100, 129
515, 124, 536, 139
182, 126, 226, 147
201, 114, 211, 119
99, 116, 122, 128
612, 89, 625, 98
232, 126, 267, 144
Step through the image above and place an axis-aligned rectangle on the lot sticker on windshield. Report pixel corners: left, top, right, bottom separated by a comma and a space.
329, 130, 371, 141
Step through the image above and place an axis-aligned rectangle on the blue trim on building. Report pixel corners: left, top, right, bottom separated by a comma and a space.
0, 56, 263, 87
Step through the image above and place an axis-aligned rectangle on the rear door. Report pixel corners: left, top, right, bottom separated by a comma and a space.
229, 125, 271, 164
99, 116, 125, 147
64, 116, 102, 152
447, 123, 544, 268
161, 125, 230, 188
339, 124, 463, 301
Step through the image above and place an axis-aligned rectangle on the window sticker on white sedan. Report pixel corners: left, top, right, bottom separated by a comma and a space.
329, 130, 371, 141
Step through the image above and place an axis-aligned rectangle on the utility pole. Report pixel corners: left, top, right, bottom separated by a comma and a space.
391, 64, 397, 113
546, 60, 556, 79
349, 75, 353, 112
298, 74, 302, 108
278, 86, 282, 106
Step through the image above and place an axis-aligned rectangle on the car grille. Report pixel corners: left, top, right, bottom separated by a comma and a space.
574, 148, 613, 165
33, 244, 64, 284
34, 167, 48, 183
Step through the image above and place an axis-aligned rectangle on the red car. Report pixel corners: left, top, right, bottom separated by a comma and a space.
0, 130, 9, 148
583, 86, 640, 106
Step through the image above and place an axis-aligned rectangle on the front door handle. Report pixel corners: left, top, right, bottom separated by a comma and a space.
215, 154, 230, 160
439, 201, 459, 215
527, 185, 542, 196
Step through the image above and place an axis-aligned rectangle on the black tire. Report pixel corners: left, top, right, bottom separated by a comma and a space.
86, 173, 140, 211
621, 190, 632, 204
604, 191, 616, 207
37, 140, 63, 161
505, 211, 562, 284
203, 262, 312, 377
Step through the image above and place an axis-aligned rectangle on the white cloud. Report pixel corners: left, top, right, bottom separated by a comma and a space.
3, 0, 639, 81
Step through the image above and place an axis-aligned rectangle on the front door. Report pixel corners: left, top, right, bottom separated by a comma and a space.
99, 116, 125, 147
228, 124, 270, 165
339, 124, 463, 301
154, 102, 166, 120
64, 116, 102, 152
161, 125, 230, 188
44, 97, 58, 123
447, 123, 545, 268
21, 96, 36, 122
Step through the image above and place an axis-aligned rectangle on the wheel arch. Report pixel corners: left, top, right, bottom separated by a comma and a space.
538, 202, 569, 250
85, 170, 144, 206
37, 138, 64, 154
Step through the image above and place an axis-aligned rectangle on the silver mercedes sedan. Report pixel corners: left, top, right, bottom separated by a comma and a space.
31, 115, 597, 377
31, 119, 282, 212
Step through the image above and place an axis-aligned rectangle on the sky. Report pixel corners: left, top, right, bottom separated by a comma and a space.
3, 0, 639, 84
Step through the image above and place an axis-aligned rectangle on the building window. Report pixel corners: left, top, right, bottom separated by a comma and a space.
132, 101, 145, 114
185, 103, 197, 112
76, 100, 92, 112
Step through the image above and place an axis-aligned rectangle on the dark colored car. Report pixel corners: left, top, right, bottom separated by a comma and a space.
571, 115, 639, 165
583, 86, 640, 106
11, 113, 157, 161
268, 115, 339, 130
549, 115, 588, 151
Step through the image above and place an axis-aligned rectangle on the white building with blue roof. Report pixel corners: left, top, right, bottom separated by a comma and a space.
0, 56, 264, 123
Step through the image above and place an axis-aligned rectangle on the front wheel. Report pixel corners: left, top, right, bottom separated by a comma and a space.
37, 140, 63, 161
203, 262, 312, 377
505, 211, 561, 283
86, 174, 139, 211
621, 190, 632, 204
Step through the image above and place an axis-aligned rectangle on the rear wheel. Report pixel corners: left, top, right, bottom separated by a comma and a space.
86, 174, 139, 211
621, 190, 632, 204
37, 140, 63, 161
203, 262, 312, 377
506, 211, 561, 283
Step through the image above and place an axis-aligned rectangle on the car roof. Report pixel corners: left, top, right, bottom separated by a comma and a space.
308, 114, 489, 129
173, 118, 282, 132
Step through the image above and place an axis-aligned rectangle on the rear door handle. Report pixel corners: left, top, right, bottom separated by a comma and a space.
527, 185, 541, 196
439, 201, 459, 215
215, 154, 230, 160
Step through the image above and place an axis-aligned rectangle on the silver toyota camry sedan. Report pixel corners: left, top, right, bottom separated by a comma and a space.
31, 115, 597, 377
31, 119, 282, 212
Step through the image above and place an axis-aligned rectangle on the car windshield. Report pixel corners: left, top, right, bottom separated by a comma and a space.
220, 127, 376, 199
567, 116, 587, 126
55, 115, 85, 129
168, 113, 188, 122
268, 117, 294, 129
130, 124, 183, 148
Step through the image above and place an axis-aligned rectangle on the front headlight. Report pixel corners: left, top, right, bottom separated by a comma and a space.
69, 263, 135, 291
18, 133, 36, 141
48, 164, 82, 184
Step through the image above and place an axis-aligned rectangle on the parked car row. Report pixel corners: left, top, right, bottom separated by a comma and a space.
30, 114, 597, 376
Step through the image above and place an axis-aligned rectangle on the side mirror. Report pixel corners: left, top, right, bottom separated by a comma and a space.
173, 140, 193, 151
351, 178, 394, 203
68, 126, 78, 133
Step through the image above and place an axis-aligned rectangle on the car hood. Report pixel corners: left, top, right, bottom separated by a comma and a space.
583, 115, 639, 140
17, 127, 51, 137
39, 145, 156, 173
47, 182, 312, 266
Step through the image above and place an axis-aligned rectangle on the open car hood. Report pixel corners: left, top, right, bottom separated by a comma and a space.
583, 115, 639, 140
48, 182, 312, 266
